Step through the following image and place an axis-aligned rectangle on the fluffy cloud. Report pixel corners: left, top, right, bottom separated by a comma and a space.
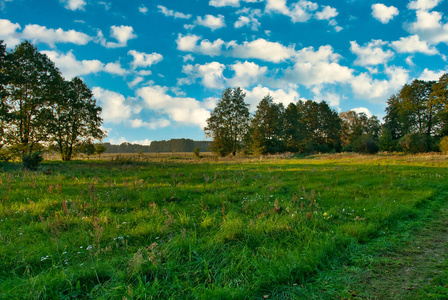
283, 45, 353, 86
128, 50, 163, 69
227, 61, 267, 88
129, 118, 170, 130
157, 5, 191, 19
295, 45, 341, 63
176, 34, 201, 52
209, 0, 240, 7
350, 40, 394, 66
350, 66, 409, 101
390, 35, 438, 54
315, 6, 338, 20
235, 8, 262, 31
181, 62, 226, 89
93, 87, 132, 123
104, 62, 127, 76
229, 38, 295, 63
311, 86, 342, 108
235, 15, 261, 31
0, 19, 21, 46
419, 68, 446, 81
62, 0, 86, 11
136, 85, 212, 128
0, 19, 92, 48
22, 24, 92, 47
408, 0, 443, 11
371, 3, 399, 24
266, 0, 338, 24
195, 15, 226, 30
243, 85, 300, 109
139, 5, 148, 14
98, 25, 137, 48
42, 50, 126, 79
176, 35, 295, 63
284, 61, 353, 86
406, 10, 448, 44
351, 107, 373, 118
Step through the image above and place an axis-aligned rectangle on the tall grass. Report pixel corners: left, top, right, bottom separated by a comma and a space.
0, 154, 447, 299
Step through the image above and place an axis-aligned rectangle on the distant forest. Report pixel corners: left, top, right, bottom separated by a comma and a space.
103, 139, 211, 153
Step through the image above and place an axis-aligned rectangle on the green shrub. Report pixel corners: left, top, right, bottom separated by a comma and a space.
439, 136, 448, 154
22, 152, 43, 170
379, 128, 397, 152
353, 135, 379, 154
0, 148, 13, 162
193, 147, 201, 158
399, 133, 428, 153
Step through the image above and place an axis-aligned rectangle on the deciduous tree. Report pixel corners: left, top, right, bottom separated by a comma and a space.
49, 77, 105, 161
249, 95, 284, 154
204, 87, 250, 156
3, 41, 60, 156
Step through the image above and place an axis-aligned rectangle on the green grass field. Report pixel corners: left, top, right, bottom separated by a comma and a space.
1, 154, 447, 299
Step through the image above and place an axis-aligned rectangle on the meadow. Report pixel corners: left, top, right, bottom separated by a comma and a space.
1, 153, 447, 299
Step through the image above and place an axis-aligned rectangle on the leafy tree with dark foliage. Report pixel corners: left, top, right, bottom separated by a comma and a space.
3, 41, 60, 157
0, 40, 105, 162
49, 77, 105, 161
249, 95, 284, 154
205, 87, 250, 156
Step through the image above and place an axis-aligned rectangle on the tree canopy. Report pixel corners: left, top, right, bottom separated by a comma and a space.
205, 87, 250, 156
0, 40, 105, 161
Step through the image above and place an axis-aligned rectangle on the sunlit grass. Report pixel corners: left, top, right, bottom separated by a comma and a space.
1, 154, 447, 299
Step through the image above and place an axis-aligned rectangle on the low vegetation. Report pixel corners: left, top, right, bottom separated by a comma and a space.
1, 153, 447, 299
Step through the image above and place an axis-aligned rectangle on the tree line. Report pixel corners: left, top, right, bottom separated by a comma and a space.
0, 40, 105, 163
103, 139, 211, 154
205, 77, 448, 156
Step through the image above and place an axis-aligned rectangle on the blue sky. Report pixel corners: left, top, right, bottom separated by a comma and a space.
1, 0, 447, 145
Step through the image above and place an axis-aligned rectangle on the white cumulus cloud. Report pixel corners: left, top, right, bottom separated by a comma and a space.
408, 0, 443, 11
93, 87, 132, 124
371, 3, 399, 24
128, 50, 163, 69
350, 40, 394, 66
315, 6, 338, 20
195, 15, 226, 30
229, 38, 295, 63
180, 62, 226, 89
350, 66, 409, 101
136, 85, 212, 128
22, 24, 92, 47
244, 85, 300, 110
227, 61, 267, 88
419, 68, 447, 81
157, 5, 191, 19
406, 10, 448, 44
0, 19, 21, 46
98, 25, 137, 48
390, 35, 438, 54
42, 50, 126, 79
62, 0, 86, 11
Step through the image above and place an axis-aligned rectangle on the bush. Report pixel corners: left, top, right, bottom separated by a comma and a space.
379, 128, 397, 152
193, 147, 201, 158
353, 135, 379, 154
398, 133, 428, 154
439, 136, 448, 154
22, 152, 43, 170
0, 148, 13, 163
